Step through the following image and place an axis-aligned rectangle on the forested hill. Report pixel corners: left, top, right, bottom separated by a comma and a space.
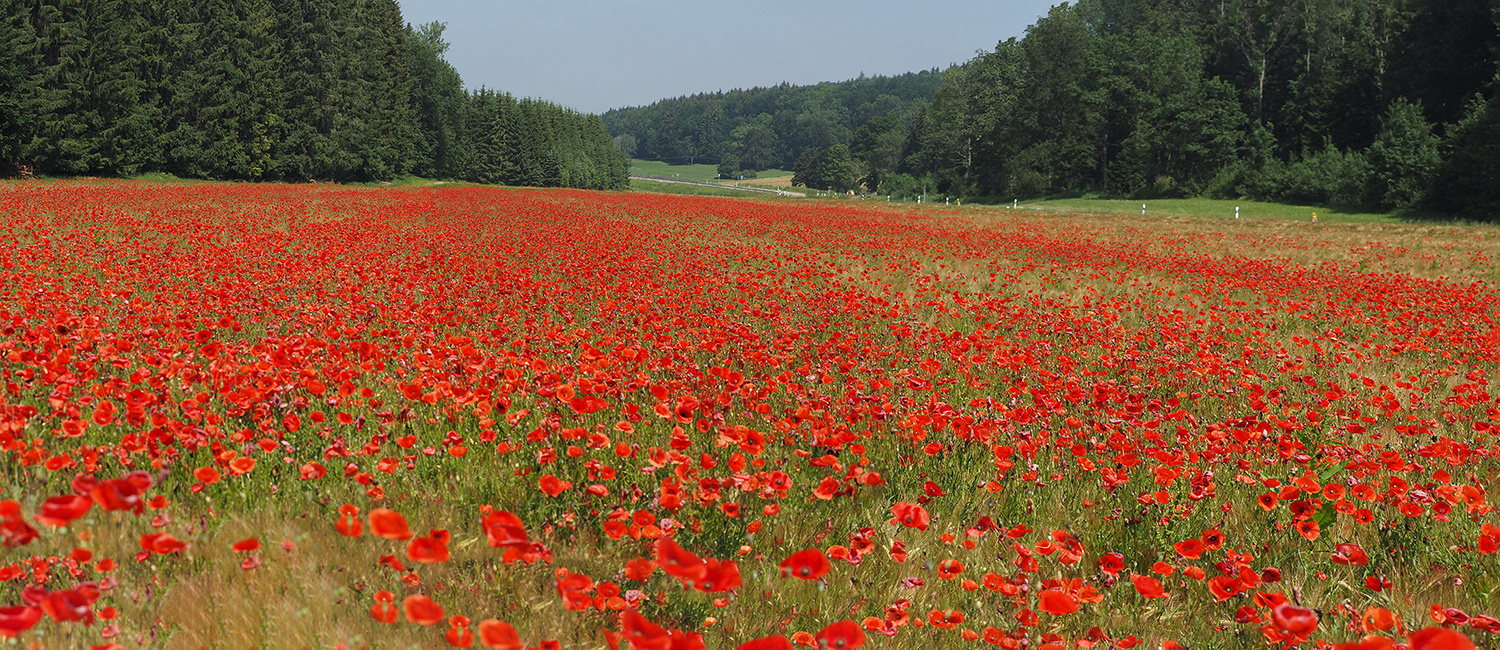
601, 71, 944, 172
892, 0, 1500, 217
0, 0, 628, 189
608, 0, 1500, 219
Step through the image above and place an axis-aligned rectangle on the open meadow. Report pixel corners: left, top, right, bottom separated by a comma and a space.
0, 180, 1497, 650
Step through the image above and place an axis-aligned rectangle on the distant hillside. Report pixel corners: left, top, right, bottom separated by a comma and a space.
602, 71, 943, 172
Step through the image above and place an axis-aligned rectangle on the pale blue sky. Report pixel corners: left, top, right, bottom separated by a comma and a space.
397, 0, 1062, 114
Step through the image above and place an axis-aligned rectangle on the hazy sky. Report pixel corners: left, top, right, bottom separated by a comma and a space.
397, 0, 1061, 114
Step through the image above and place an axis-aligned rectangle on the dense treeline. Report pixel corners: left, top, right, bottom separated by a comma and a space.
606, 0, 1500, 217
600, 71, 943, 174
876, 0, 1494, 217
0, 0, 627, 189
886, 0, 1500, 218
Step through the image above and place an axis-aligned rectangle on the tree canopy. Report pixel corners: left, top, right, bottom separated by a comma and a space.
602, 71, 943, 172
0, 0, 627, 189
606, 0, 1500, 217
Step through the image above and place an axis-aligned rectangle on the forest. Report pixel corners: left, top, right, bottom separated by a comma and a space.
601, 72, 943, 176
0, 0, 629, 189
609, 0, 1500, 218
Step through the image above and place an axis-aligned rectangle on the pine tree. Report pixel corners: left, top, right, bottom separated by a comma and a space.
404, 22, 465, 178
0, 0, 38, 175
354, 0, 416, 180
28, 0, 92, 174
469, 90, 503, 184
163, 0, 282, 179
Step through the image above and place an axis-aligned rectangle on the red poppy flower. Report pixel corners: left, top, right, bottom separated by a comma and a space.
936, 558, 965, 580
888, 540, 907, 563
619, 609, 671, 650
34, 495, 92, 527
697, 558, 741, 593
140, 533, 187, 555
477, 619, 523, 650
1234, 606, 1262, 624
814, 620, 866, 650
0, 605, 43, 637
1295, 519, 1320, 541
1172, 538, 1205, 559
538, 475, 572, 497
1332, 543, 1370, 566
928, 609, 964, 629
89, 479, 144, 514
408, 530, 452, 564
1131, 574, 1167, 599
38, 589, 93, 624
193, 467, 221, 484
231, 537, 260, 553
1469, 616, 1500, 634
1271, 603, 1318, 636
737, 635, 794, 650
370, 591, 397, 624
780, 549, 831, 580
403, 594, 444, 625
228, 456, 255, 475
1097, 552, 1124, 576
1362, 607, 1397, 632
890, 502, 930, 530
482, 510, 530, 549
1038, 589, 1079, 615
370, 508, 414, 540
1408, 627, 1475, 650
655, 538, 707, 586
1478, 535, 1497, 555
336, 504, 363, 538
1207, 575, 1240, 602
624, 557, 655, 581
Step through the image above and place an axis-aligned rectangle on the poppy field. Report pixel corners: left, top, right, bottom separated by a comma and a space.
1, 180, 1498, 650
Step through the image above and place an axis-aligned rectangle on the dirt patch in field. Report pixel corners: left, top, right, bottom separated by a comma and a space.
726, 174, 795, 189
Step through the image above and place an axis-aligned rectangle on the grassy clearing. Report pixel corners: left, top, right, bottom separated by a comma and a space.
629, 178, 797, 198
629, 159, 790, 184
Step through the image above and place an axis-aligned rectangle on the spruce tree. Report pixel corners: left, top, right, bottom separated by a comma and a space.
404, 22, 465, 178
0, 0, 37, 174
28, 0, 91, 174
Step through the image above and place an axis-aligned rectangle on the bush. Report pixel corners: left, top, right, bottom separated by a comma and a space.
1424, 88, 1500, 220
716, 154, 739, 180
1275, 145, 1370, 206
1203, 161, 1249, 199
1366, 98, 1440, 209
878, 173, 919, 198
1219, 145, 1369, 206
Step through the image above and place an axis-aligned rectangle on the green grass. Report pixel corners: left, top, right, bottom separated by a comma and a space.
629, 159, 790, 184
629, 178, 797, 198
1009, 196, 1403, 223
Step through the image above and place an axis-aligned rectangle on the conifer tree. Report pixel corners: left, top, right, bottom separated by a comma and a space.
0, 0, 37, 174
